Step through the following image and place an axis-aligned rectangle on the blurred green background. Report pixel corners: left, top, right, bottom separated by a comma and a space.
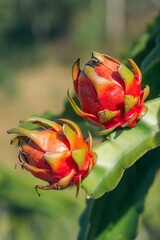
0, 0, 160, 239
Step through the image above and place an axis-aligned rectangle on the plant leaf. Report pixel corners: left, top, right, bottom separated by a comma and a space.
142, 60, 160, 100
141, 33, 160, 73
81, 98, 160, 199
78, 147, 160, 240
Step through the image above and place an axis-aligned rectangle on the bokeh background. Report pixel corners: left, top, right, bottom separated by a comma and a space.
0, 0, 160, 239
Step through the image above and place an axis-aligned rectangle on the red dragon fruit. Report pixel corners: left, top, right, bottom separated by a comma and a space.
68, 52, 150, 135
7, 117, 96, 196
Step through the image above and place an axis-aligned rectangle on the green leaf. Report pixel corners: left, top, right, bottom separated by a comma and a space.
141, 33, 160, 73
129, 16, 160, 64
140, 32, 160, 100
141, 44, 160, 73
78, 147, 160, 240
81, 98, 160, 199
143, 60, 160, 100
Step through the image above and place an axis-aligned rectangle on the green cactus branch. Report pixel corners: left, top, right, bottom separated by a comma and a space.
81, 98, 160, 199
78, 146, 160, 240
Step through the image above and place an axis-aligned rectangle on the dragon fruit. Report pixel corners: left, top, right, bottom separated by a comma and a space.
7, 117, 96, 196
68, 52, 150, 135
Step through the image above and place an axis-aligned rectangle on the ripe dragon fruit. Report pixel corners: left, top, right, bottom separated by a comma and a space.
7, 117, 96, 196
68, 52, 150, 135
